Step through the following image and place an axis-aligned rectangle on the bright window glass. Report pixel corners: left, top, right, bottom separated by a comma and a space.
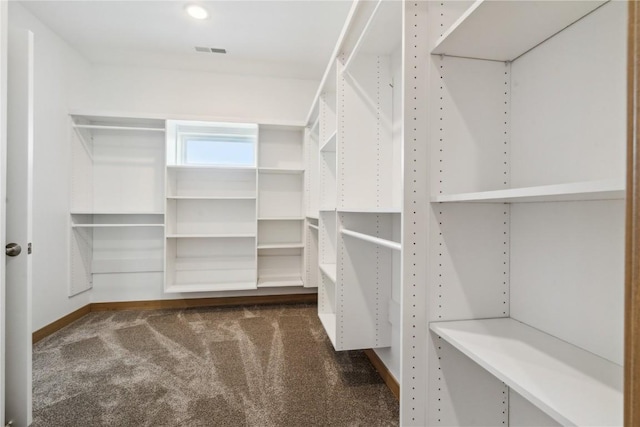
177, 123, 257, 167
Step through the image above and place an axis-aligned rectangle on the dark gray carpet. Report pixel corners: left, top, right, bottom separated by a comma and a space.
33, 304, 399, 426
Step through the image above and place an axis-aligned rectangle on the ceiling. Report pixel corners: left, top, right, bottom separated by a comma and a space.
19, 0, 352, 80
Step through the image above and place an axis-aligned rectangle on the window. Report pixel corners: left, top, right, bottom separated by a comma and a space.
172, 121, 258, 167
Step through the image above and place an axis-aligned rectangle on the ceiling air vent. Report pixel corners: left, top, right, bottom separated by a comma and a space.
195, 46, 227, 54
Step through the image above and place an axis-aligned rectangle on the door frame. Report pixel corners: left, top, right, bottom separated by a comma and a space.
626, 1, 640, 425
0, 1, 8, 424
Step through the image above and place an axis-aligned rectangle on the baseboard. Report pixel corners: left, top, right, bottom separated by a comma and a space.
33, 293, 318, 343
90, 293, 317, 311
32, 304, 91, 344
364, 349, 400, 401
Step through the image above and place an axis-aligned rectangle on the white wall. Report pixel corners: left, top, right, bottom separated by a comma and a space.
10, 4, 319, 328
9, 3, 92, 331
82, 64, 317, 125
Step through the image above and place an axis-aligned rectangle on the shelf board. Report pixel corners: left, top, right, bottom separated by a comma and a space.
70, 211, 164, 215
340, 229, 401, 251
258, 167, 305, 175
257, 276, 304, 288
318, 312, 337, 347
166, 196, 256, 200
308, 223, 319, 231
72, 224, 164, 228
319, 263, 337, 283
431, 180, 625, 203
258, 217, 305, 221
257, 243, 304, 250
73, 124, 165, 132
166, 234, 256, 239
430, 318, 622, 427
306, 215, 319, 220
432, 0, 608, 61
338, 207, 401, 214
165, 282, 257, 293
320, 130, 337, 152
167, 165, 256, 172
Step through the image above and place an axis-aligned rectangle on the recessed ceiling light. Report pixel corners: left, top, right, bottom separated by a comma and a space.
185, 4, 209, 20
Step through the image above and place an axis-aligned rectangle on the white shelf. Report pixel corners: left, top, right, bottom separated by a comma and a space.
338, 207, 401, 214
320, 130, 337, 152
167, 196, 256, 200
430, 318, 623, 427
71, 211, 164, 215
73, 124, 164, 132
167, 165, 256, 172
319, 263, 337, 283
258, 167, 304, 175
166, 234, 256, 239
308, 223, 319, 231
257, 276, 304, 288
165, 282, 257, 293
258, 217, 305, 221
72, 224, 164, 228
318, 312, 337, 346
340, 228, 401, 251
306, 215, 319, 220
257, 243, 304, 250
432, 0, 607, 61
431, 180, 625, 203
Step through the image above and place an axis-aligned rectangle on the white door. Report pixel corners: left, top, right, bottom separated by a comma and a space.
5, 27, 34, 427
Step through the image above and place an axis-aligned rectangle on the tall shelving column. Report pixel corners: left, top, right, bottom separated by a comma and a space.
304, 122, 320, 289
400, 2, 429, 425
164, 121, 258, 293
69, 114, 166, 297
410, 1, 627, 426
303, 0, 403, 354
334, 0, 402, 354
317, 63, 339, 345
257, 125, 306, 288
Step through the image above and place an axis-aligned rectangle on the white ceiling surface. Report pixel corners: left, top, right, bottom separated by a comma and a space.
19, 1, 352, 80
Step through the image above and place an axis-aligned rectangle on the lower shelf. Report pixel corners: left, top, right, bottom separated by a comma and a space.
318, 312, 336, 347
319, 263, 337, 283
165, 282, 257, 293
257, 276, 303, 288
430, 318, 622, 427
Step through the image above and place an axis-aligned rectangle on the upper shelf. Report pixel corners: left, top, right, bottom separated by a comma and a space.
430, 318, 622, 427
71, 114, 166, 131
258, 167, 304, 175
431, 180, 624, 203
167, 165, 256, 172
338, 207, 401, 214
431, 0, 608, 61
73, 124, 164, 133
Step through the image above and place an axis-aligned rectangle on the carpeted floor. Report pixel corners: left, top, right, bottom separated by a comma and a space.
32, 304, 399, 426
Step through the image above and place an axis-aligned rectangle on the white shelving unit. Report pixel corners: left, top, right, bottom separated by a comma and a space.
404, 2, 628, 426
256, 125, 308, 289
72, 117, 307, 295
69, 115, 166, 296
305, 0, 403, 354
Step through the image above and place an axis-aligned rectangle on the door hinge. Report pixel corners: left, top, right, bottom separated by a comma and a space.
28, 242, 32, 254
